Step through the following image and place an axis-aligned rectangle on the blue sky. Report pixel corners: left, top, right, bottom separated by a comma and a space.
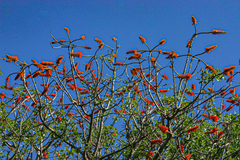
1, 1, 240, 110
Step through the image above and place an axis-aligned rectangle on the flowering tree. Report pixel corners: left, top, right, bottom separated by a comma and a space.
0, 16, 239, 160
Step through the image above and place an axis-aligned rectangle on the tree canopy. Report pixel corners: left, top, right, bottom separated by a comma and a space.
0, 16, 239, 160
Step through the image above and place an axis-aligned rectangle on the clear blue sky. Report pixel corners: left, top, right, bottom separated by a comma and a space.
1, 1, 240, 110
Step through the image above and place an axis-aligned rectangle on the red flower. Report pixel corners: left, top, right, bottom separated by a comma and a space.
139, 36, 147, 44
186, 40, 192, 48
94, 38, 102, 43
162, 74, 169, 80
146, 151, 155, 160
208, 87, 215, 93
227, 76, 233, 83
220, 91, 227, 97
41, 86, 49, 96
202, 114, 219, 122
64, 27, 69, 33
159, 89, 169, 93
0, 93, 7, 99
205, 65, 217, 75
151, 138, 162, 146
158, 124, 169, 133
212, 29, 227, 35
113, 62, 124, 66
218, 130, 224, 139
191, 83, 196, 90
226, 105, 233, 112
65, 105, 70, 110
230, 88, 237, 94
177, 73, 192, 80
192, 16, 197, 25
184, 154, 191, 160
98, 43, 104, 49
187, 126, 199, 133
221, 104, 225, 110
159, 39, 166, 45
206, 128, 218, 134
43, 152, 47, 159
180, 143, 184, 153
70, 52, 83, 58
151, 57, 156, 68
6, 54, 19, 64
56, 56, 64, 65
126, 49, 137, 54
205, 45, 217, 53
128, 52, 142, 60
15, 70, 24, 80
223, 66, 236, 76
94, 109, 100, 114
51, 40, 58, 44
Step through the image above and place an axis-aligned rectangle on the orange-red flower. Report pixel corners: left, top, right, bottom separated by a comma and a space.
226, 76, 233, 83
187, 126, 199, 133
112, 37, 117, 41
64, 27, 69, 33
70, 52, 83, 58
159, 89, 169, 93
230, 88, 237, 94
205, 65, 217, 74
0, 93, 7, 99
85, 62, 93, 71
51, 40, 58, 44
98, 43, 104, 49
41, 85, 49, 96
192, 16, 197, 25
205, 45, 217, 53
208, 87, 215, 93
206, 128, 218, 134
218, 130, 224, 139
192, 83, 196, 90
146, 151, 155, 160
128, 52, 142, 60
212, 29, 227, 35
177, 73, 192, 80
41, 60, 55, 66
186, 40, 192, 48
186, 90, 195, 96
94, 38, 102, 43
159, 39, 166, 45
151, 57, 156, 68
223, 66, 236, 76
139, 36, 147, 44
202, 114, 219, 122
151, 138, 162, 146
162, 74, 169, 80
126, 49, 137, 54
22, 104, 30, 111
6, 54, 19, 64
15, 70, 24, 80
184, 154, 191, 160
81, 35, 85, 40
65, 105, 70, 110
221, 104, 225, 110
113, 62, 124, 66
180, 143, 184, 153
158, 124, 169, 133
226, 105, 233, 112
83, 45, 91, 49
56, 56, 64, 65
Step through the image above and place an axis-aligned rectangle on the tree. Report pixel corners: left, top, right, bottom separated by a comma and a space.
0, 16, 239, 160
